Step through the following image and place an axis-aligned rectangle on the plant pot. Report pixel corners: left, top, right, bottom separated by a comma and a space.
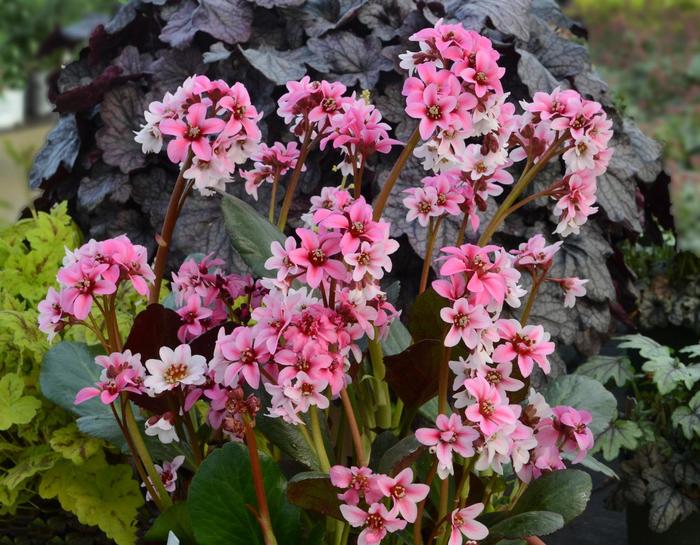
627, 503, 700, 545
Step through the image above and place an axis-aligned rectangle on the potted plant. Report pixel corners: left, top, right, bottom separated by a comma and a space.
576, 334, 700, 544
28, 18, 623, 544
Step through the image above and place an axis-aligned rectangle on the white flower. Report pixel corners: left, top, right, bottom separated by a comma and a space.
144, 344, 207, 394
145, 413, 179, 444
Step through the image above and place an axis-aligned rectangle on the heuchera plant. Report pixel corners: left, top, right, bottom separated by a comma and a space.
38, 20, 615, 545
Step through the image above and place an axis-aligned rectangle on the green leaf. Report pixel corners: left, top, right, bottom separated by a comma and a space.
381, 319, 412, 357
287, 472, 342, 520
570, 453, 618, 479
220, 193, 286, 278
0, 373, 42, 430
541, 374, 617, 436
188, 442, 301, 545
672, 391, 700, 440
641, 357, 696, 394
39, 341, 107, 418
617, 334, 672, 360
38, 454, 143, 545
49, 423, 104, 465
592, 419, 643, 461
679, 344, 700, 359
511, 469, 591, 524
144, 502, 197, 545
488, 511, 564, 539
255, 414, 321, 471
378, 436, 425, 477
2, 445, 58, 490
575, 355, 635, 387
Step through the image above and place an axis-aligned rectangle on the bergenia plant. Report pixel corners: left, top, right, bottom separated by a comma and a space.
38, 20, 617, 545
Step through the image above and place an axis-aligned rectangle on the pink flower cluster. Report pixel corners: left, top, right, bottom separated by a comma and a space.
171, 254, 265, 342
277, 77, 399, 177
135, 75, 262, 195
240, 141, 302, 200
331, 466, 429, 545
38, 236, 154, 339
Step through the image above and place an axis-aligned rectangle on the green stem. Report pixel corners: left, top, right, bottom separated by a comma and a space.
368, 329, 392, 429
309, 406, 332, 472
268, 167, 281, 224
437, 344, 452, 415
122, 399, 172, 510
372, 126, 421, 221
419, 216, 443, 294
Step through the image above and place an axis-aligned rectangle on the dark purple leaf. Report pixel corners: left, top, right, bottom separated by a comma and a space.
444, 0, 531, 41
54, 65, 137, 113
78, 165, 131, 212
113, 45, 154, 76
95, 84, 148, 174
189, 322, 236, 360
286, 0, 368, 38
377, 436, 425, 476
358, 0, 414, 41
192, 0, 254, 45
29, 115, 81, 189
124, 304, 182, 362
149, 48, 207, 96
307, 31, 393, 88
287, 472, 343, 520
159, 0, 198, 48
523, 16, 589, 79
239, 44, 321, 85
385, 339, 443, 408
249, 0, 305, 7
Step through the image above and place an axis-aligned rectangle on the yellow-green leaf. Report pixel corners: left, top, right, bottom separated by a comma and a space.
50, 423, 105, 465
0, 373, 42, 430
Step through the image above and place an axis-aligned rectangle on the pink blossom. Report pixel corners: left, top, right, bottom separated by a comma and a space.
403, 186, 439, 226
448, 503, 488, 545
511, 234, 562, 270
440, 298, 492, 348
330, 466, 383, 506
217, 326, 271, 389
463, 376, 517, 436
339, 503, 407, 545
492, 319, 555, 377
283, 372, 329, 412
144, 344, 207, 394
558, 277, 588, 308
415, 413, 479, 478
75, 350, 145, 405
345, 240, 399, 281
38, 287, 71, 339
176, 295, 213, 342
160, 103, 226, 163
289, 229, 346, 288
56, 262, 117, 320
376, 468, 429, 523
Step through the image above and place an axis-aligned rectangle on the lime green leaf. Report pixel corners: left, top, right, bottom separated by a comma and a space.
188, 442, 301, 545
49, 423, 105, 465
220, 193, 285, 278
2, 445, 58, 490
672, 391, 700, 440
39, 454, 143, 545
641, 357, 696, 394
541, 374, 617, 436
510, 469, 592, 524
575, 355, 635, 387
617, 334, 672, 360
0, 373, 42, 430
592, 419, 643, 461
680, 345, 700, 360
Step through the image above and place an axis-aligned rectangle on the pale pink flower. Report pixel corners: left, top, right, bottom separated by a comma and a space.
145, 413, 179, 444
415, 413, 479, 478
463, 376, 517, 436
440, 298, 492, 348
340, 503, 407, 545
492, 319, 555, 377
217, 326, 271, 389
344, 240, 399, 281
448, 503, 488, 545
376, 468, 429, 523
403, 186, 439, 226
283, 372, 329, 412
288, 229, 346, 288
557, 277, 588, 308
144, 344, 207, 394
330, 466, 383, 506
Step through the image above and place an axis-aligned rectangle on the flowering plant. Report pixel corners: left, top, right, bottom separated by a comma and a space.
37, 20, 619, 545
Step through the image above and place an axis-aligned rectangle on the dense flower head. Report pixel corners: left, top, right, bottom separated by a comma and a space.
75, 350, 146, 405
135, 74, 262, 195
240, 141, 303, 200
39, 235, 154, 338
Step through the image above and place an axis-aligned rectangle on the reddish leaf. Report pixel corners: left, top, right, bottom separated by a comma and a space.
384, 339, 443, 409
124, 304, 182, 362
287, 472, 343, 520
189, 322, 236, 360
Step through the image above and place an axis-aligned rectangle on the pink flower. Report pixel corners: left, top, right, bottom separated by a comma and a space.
38, 287, 71, 339
492, 319, 555, 377
144, 455, 185, 502
525, 87, 580, 120
511, 234, 562, 270
308, 80, 349, 124
144, 344, 207, 394
340, 503, 407, 545
403, 186, 439, 226
217, 326, 270, 389
75, 350, 145, 405
265, 236, 300, 281
476, 361, 524, 401
317, 198, 385, 255
405, 81, 460, 140
289, 229, 346, 288
557, 277, 588, 308
176, 295, 213, 342
553, 405, 594, 461
448, 503, 488, 545
440, 298, 492, 348
283, 372, 329, 412
345, 240, 399, 282
415, 413, 479, 478
101, 235, 154, 296
57, 262, 117, 320
330, 466, 383, 506
463, 376, 517, 436
376, 468, 429, 523
160, 103, 226, 163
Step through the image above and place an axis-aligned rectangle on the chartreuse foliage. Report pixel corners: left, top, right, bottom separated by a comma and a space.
576, 334, 700, 532
0, 204, 144, 544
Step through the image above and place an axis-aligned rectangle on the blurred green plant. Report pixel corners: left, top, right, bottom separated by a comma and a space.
0, 0, 117, 90
0, 203, 145, 544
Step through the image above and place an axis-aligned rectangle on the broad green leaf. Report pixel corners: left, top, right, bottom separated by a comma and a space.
0, 373, 42, 430
641, 357, 696, 394
39, 341, 107, 418
381, 319, 412, 357
511, 469, 591, 524
617, 334, 672, 360
221, 193, 285, 278
680, 345, 700, 359
287, 472, 342, 520
378, 435, 425, 477
49, 423, 105, 465
255, 413, 321, 471
2, 445, 58, 490
671, 391, 700, 440
541, 374, 617, 436
144, 502, 197, 545
571, 453, 618, 479
575, 355, 635, 387
488, 511, 564, 539
188, 442, 301, 545
592, 419, 643, 461
38, 453, 143, 545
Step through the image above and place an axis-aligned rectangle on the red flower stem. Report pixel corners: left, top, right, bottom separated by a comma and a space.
425, 511, 451, 545
455, 211, 470, 246
419, 215, 444, 294
277, 128, 317, 231
372, 126, 421, 221
243, 417, 278, 545
149, 150, 194, 305
413, 459, 438, 545
268, 167, 282, 223
339, 389, 366, 467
